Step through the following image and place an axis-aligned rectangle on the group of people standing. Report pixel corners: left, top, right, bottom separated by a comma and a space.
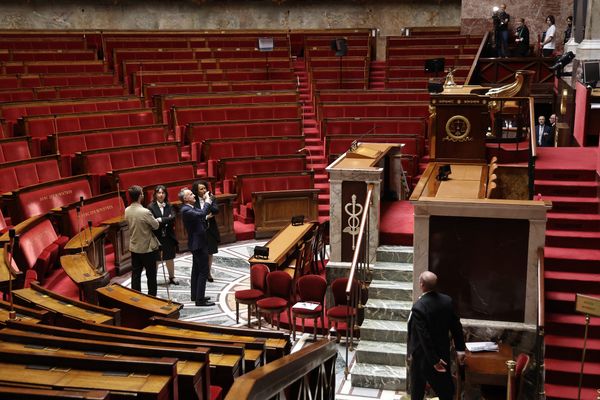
124, 180, 220, 307
493, 4, 572, 58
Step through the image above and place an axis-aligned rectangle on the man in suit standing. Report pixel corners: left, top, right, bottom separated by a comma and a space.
179, 187, 215, 307
535, 115, 554, 147
124, 185, 160, 296
408, 271, 466, 400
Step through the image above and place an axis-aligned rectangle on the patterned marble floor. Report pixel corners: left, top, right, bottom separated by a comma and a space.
115, 239, 410, 400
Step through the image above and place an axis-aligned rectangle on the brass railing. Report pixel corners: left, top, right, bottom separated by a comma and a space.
536, 247, 546, 399
465, 31, 489, 85
528, 97, 537, 199
224, 339, 337, 400
343, 183, 374, 376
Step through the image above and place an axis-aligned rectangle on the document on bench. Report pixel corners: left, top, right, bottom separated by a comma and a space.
466, 342, 500, 352
292, 302, 319, 311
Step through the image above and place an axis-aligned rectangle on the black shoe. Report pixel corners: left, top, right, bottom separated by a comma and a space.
195, 301, 216, 307
169, 277, 179, 285
207, 275, 214, 283
202, 296, 211, 301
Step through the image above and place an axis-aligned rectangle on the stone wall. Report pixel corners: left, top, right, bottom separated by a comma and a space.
461, 0, 574, 53
0, 0, 460, 38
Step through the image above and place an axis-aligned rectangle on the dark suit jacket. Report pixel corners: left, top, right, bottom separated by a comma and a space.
408, 291, 466, 367
181, 202, 210, 252
535, 124, 554, 147
195, 195, 220, 243
147, 201, 177, 243
515, 25, 530, 56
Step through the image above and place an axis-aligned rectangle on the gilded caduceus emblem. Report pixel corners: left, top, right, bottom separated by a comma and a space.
444, 115, 472, 142
343, 194, 362, 250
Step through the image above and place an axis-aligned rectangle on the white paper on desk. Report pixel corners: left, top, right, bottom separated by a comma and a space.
292, 302, 319, 310
466, 342, 499, 352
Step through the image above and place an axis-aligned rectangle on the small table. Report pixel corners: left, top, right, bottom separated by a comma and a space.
248, 222, 314, 270
465, 343, 513, 387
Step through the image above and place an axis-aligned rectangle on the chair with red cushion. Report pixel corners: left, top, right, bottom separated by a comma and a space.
234, 263, 269, 328
256, 270, 293, 330
326, 277, 359, 343
291, 275, 327, 340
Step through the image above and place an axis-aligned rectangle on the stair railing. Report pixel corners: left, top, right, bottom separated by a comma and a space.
465, 31, 489, 85
535, 247, 546, 399
343, 183, 374, 377
528, 97, 537, 200
224, 338, 338, 400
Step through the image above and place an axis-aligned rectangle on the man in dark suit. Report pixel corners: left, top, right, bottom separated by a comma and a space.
535, 115, 554, 147
514, 18, 530, 56
408, 271, 466, 400
179, 187, 215, 307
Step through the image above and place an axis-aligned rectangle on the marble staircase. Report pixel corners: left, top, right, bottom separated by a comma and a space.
350, 245, 414, 391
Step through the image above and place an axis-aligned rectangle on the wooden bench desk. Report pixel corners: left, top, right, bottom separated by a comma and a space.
0, 386, 110, 400
63, 226, 108, 273
248, 222, 314, 270
12, 282, 119, 327
60, 253, 110, 304
96, 284, 183, 329
0, 299, 50, 324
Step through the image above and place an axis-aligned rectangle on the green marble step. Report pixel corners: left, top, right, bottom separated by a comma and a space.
355, 340, 407, 366
376, 245, 414, 263
369, 280, 413, 301
361, 319, 407, 342
350, 362, 407, 390
371, 261, 413, 281
364, 298, 412, 321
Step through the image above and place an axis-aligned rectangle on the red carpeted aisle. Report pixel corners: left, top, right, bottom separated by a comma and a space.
379, 200, 414, 246
534, 147, 600, 399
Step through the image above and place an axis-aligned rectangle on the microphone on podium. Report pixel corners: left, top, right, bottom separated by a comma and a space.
349, 126, 380, 153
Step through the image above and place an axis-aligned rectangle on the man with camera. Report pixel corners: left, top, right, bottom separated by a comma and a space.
493, 4, 510, 57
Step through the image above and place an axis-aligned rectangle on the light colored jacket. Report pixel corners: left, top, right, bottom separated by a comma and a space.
125, 202, 160, 254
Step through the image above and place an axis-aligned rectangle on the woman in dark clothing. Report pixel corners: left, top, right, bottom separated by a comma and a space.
192, 180, 220, 282
148, 185, 179, 285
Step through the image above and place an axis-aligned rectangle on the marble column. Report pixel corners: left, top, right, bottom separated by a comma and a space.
576, 0, 600, 60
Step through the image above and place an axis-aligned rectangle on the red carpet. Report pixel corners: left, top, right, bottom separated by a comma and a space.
534, 146, 600, 399
379, 200, 414, 246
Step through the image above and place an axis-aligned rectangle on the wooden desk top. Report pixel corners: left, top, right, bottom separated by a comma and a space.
96, 284, 182, 316
64, 226, 108, 250
60, 253, 105, 284
101, 215, 125, 226
0, 248, 19, 284
0, 340, 204, 378
248, 222, 314, 266
12, 287, 114, 324
0, 362, 171, 395
144, 324, 266, 347
0, 309, 40, 323
465, 343, 513, 385
410, 162, 488, 201
329, 142, 400, 170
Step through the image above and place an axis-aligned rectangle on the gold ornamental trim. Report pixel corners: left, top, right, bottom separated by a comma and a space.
444, 115, 472, 142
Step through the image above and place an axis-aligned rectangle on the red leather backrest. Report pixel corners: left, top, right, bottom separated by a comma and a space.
18, 179, 92, 220
86, 154, 113, 174
18, 218, 58, 269
67, 196, 124, 233
1, 140, 31, 162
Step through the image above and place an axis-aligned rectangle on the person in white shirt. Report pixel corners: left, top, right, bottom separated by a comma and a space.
541, 15, 556, 57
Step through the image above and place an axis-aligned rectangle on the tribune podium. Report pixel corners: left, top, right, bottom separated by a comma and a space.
326, 143, 404, 265
429, 90, 490, 163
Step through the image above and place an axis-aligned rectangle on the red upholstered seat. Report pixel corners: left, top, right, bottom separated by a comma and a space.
209, 385, 223, 400
292, 275, 327, 340
256, 270, 292, 330
234, 263, 269, 327
256, 297, 287, 309
234, 288, 263, 301
326, 277, 360, 343
327, 305, 356, 319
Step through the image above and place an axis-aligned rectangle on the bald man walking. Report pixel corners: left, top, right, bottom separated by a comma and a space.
407, 271, 466, 400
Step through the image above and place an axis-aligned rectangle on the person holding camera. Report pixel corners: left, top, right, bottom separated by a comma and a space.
493, 4, 510, 57
180, 187, 215, 307
192, 180, 220, 283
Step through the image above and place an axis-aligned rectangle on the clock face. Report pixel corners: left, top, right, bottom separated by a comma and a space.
444, 115, 472, 142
